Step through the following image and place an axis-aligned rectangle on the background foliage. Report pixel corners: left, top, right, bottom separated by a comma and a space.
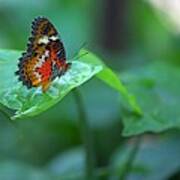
0, 0, 180, 179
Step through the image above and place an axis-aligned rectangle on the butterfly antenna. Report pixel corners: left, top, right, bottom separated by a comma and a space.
73, 51, 88, 60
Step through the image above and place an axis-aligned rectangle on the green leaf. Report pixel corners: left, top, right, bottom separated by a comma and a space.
0, 49, 102, 120
79, 49, 142, 115
121, 62, 180, 136
0, 48, 141, 120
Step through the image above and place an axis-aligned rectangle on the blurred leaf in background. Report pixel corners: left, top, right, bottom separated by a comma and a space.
121, 62, 180, 136
111, 134, 180, 180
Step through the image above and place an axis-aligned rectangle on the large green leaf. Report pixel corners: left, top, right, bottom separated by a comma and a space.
0, 49, 140, 120
121, 62, 180, 136
79, 49, 142, 115
0, 49, 102, 120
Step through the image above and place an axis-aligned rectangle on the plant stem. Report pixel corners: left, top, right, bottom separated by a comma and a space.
119, 136, 142, 180
73, 88, 96, 180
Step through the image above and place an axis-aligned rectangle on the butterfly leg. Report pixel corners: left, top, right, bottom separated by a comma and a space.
42, 80, 51, 92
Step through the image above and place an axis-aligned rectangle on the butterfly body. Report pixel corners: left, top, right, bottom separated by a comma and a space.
15, 17, 71, 92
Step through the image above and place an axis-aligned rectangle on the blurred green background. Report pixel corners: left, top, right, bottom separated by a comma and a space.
0, 0, 180, 179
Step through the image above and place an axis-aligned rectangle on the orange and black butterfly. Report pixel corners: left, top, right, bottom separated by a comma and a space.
15, 16, 71, 92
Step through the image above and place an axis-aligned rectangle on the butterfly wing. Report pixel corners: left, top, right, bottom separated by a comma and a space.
16, 17, 70, 92
28, 17, 58, 51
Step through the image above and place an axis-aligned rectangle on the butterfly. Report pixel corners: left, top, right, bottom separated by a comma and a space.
15, 16, 71, 92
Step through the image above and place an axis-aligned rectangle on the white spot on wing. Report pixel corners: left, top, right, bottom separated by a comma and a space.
34, 50, 49, 69
38, 36, 49, 44
49, 36, 58, 41
34, 71, 41, 81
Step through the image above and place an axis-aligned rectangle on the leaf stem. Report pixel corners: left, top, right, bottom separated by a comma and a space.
119, 136, 142, 180
73, 88, 96, 180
